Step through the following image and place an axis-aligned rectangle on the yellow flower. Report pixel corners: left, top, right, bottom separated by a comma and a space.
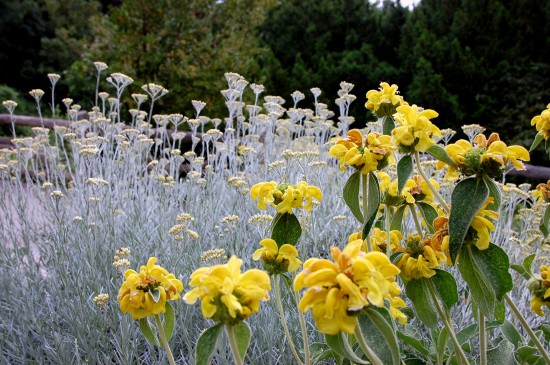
118, 257, 183, 320
394, 234, 446, 280
469, 198, 499, 250
253, 238, 302, 274
250, 181, 277, 210
365, 82, 407, 118
531, 103, 550, 140
329, 129, 394, 174
528, 265, 550, 316
184, 256, 271, 324
294, 239, 401, 334
392, 104, 441, 153
377, 172, 436, 206
534, 180, 550, 203
437, 133, 529, 179
370, 227, 402, 253
388, 295, 408, 325
250, 181, 322, 214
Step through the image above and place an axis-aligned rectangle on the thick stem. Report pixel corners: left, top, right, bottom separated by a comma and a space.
410, 204, 424, 237
292, 275, 311, 365
362, 173, 373, 251
226, 324, 244, 365
354, 320, 384, 365
274, 276, 304, 365
479, 309, 487, 365
427, 281, 469, 365
385, 204, 392, 257
414, 151, 450, 214
505, 294, 550, 364
154, 314, 176, 365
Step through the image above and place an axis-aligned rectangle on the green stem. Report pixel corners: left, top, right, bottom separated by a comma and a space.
154, 314, 176, 365
274, 276, 304, 365
385, 204, 392, 257
410, 204, 424, 238
505, 294, 550, 364
479, 309, 487, 365
427, 282, 469, 365
362, 173, 373, 251
354, 319, 384, 365
292, 277, 311, 365
226, 324, 244, 365
414, 151, 450, 214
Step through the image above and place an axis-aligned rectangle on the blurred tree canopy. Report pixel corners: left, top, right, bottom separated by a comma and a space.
1, 0, 550, 149
64, 0, 276, 116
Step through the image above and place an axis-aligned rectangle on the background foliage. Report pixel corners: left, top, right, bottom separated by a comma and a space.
1, 0, 550, 146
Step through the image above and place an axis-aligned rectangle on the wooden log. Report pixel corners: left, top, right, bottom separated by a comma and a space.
508, 163, 550, 180
0, 112, 89, 129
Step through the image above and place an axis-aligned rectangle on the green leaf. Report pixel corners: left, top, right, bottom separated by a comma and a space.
405, 279, 439, 329
150, 289, 161, 303
501, 320, 523, 348
415, 202, 438, 233
436, 327, 448, 364
540, 205, 550, 237
516, 346, 546, 365
362, 172, 380, 237
163, 302, 175, 341
271, 212, 302, 247
494, 299, 505, 323
458, 243, 513, 319
487, 339, 516, 365
343, 170, 363, 222
383, 116, 395, 136
431, 270, 458, 309
511, 264, 531, 280
483, 175, 501, 211
325, 332, 369, 365
359, 307, 401, 365
390, 205, 406, 231
233, 322, 251, 361
529, 133, 544, 152
310, 342, 342, 363
396, 331, 431, 358
139, 317, 160, 347
449, 177, 489, 263
397, 155, 413, 193
195, 324, 223, 365
279, 273, 292, 291
426, 144, 456, 168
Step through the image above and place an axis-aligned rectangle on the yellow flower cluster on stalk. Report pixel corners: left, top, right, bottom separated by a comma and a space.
528, 265, 550, 316
531, 103, 550, 140
468, 198, 499, 250
184, 256, 271, 324
392, 104, 441, 153
253, 238, 301, 275
250, 181, 322, 214
293, 239, 403, 334
377, 172, 440, 206
328, 129, 394, 174
437, 133, 530, 180
394, 234, 447, 280
365, 82, 407, 118
118, 257, 183, 320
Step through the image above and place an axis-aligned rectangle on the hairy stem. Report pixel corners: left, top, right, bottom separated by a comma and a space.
414, 151, 450, 214
226, 324, 244, 365
427, 281, 469, 365
354, 320, 384, 365
505, 294, 550, 364
154, 314, 176, 365
274, 276, 304, 365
